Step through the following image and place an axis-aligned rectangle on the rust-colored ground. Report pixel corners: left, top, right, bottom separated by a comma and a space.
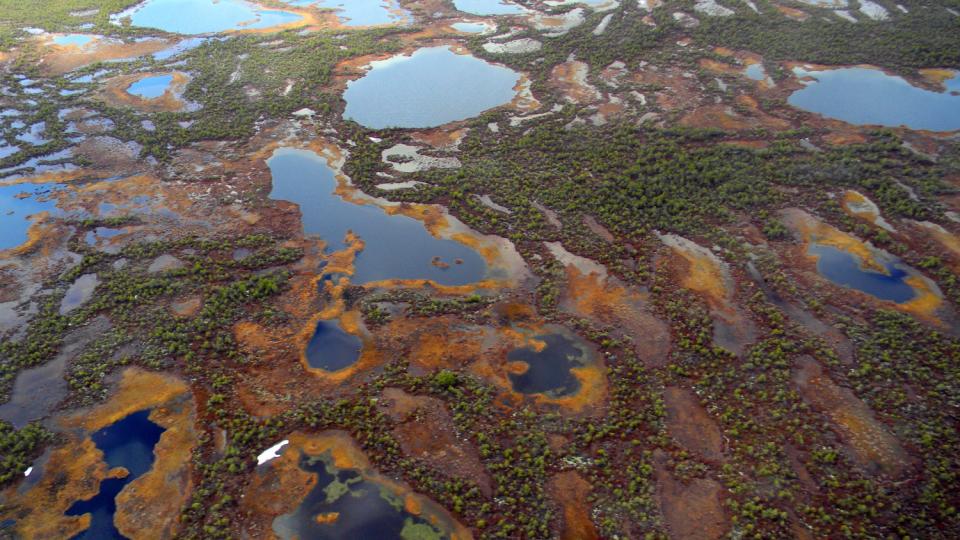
654, 451, 729, 540
663, 386, 724, 462
793, 356, 910, 477
549, 471, 600, 540
380, 388, 493, 495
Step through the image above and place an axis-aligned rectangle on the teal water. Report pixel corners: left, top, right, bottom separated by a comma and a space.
267, 148, 486, 285
305, 320, 362, 371
112, 0, 303, 35
789, 67, 960, 132
281, 0, 409, 26
809, 243, 916, 303
451, 21, 491, 33
342, 46, 520, 129
452, 0, 527, 15
126, 75, 173, 99
53, 34, 95, 47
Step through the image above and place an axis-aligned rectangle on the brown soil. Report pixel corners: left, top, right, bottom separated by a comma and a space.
380, 388, 493, 495
793, 356, 910, 477
663, 386, 724, 462
654, 451, 729, 540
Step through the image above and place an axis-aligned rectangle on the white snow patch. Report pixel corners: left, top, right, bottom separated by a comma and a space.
382, 144, 461, 173
482, 38, 542, 54
694, 0, 734, 17
858, 0, 889, 20
593, 13, 614, 35
257, 440, 288, 465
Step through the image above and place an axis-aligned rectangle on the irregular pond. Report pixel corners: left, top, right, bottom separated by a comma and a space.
65, 410, 165, 540
788, 67, 960, 132
281, 0, 409, 26
126, 74, 173, 99
53, 34, 95, 47
453, 0, 528, 15
305, 319, 362, 371
60, 273, 99, 315
111, 0, 304, 35
809, 243, 916, 303
273, 450, 450, 540
0, 182, 59, 252
342, 46, 520, 129
451, 21, 494, 33
507, 331, 590, 397
267, 147, 486, 284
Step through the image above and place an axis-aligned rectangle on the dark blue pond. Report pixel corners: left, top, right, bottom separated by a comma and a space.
305, 320, 362, 371
0, 182, 60, 252
267, 147, 486, 285
66, 410, 165, 540
507, 332, 588, 397
342, 46, 520, 129
789, 67, 960, 132
272, 451, 447, 540
809, 243, 916, 303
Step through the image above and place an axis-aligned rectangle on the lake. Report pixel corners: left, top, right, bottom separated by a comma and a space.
342, 46, 520, 129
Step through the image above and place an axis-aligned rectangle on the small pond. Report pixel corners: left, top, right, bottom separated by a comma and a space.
53, 34, 95, 47
342, 46, 520, 129
66, 410, 165, 540
60, 273, 100, 315
507, 331, 589, 397
809, 243, 916, 303
788, 67, 960, 132
111, 0, 303, 35
451, 21, 493, 33
281, 0, 409, 26
0, 182, 60, 252
267, 147, 486, 285
305, 319, 362, 371
452, 0, 528, 15
126, 75, 173, 99
273, 451, 449, 540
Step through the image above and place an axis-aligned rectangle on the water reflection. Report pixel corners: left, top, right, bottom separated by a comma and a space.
342, 46, 520, 129
267, 147, 485, 285
788, 67, 960, 131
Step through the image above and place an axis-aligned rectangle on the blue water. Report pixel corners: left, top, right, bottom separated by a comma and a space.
273, 451, 447, 540
65, 410, 166, 540
305, 319, 362, 371
126, 75, 173, 99
451, 21, 490, 33
267, 148, 486, 285
0, 182, 59, 251
281, 0, 409, 26
745, 63, 766, 81
343, 46, 520, 129
452, 0, 527, 15
113, 0, 303, 35
53, 34, 95, 47
507, 332, 588, 397
809, 243, 916, 303
152, 37, 207, 61
789, 67, 960, 132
